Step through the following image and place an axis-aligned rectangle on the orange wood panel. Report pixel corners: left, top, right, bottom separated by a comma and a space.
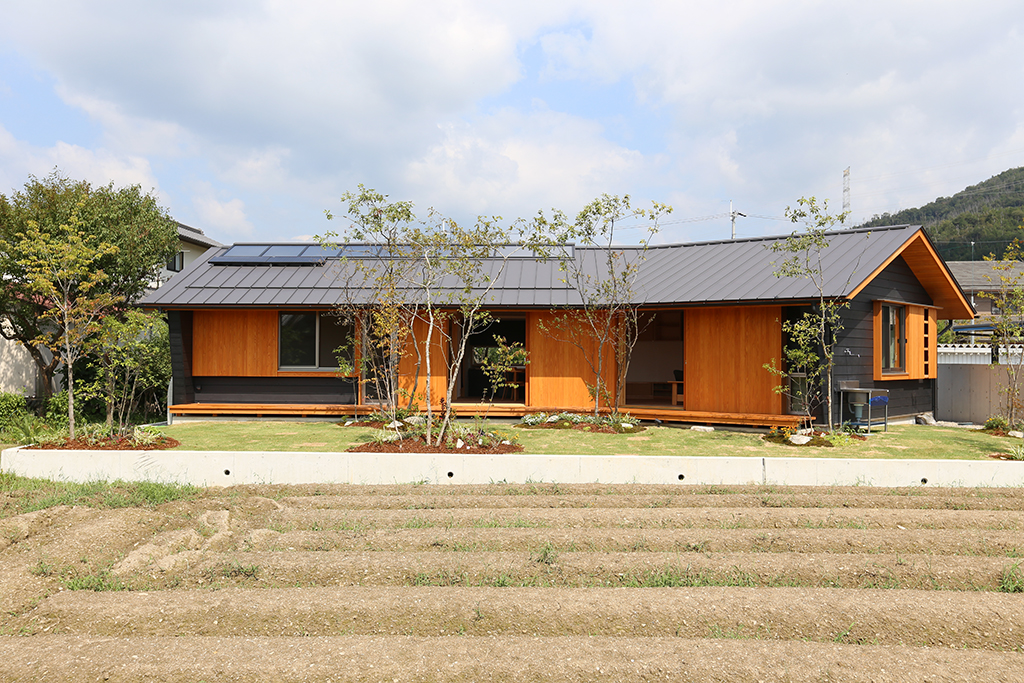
683, 306, 783, 414
398, 315, 448, 408
873, 302, 937, 381
192, 310, 277, 377
527, 310, 617, 409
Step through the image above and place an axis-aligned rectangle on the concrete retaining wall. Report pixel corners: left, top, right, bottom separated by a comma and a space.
3, 447, 1022, 488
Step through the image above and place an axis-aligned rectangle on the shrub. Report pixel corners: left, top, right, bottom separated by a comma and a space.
985, 415, 1009, 431
0, 392, 29, 431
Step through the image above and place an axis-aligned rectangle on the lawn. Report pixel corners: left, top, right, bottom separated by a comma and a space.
147, 420, 1020, 461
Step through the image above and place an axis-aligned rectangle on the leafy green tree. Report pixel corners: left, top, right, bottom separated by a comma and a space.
17, 215, 121, 438
0, 171, 179, 398
82, 310, 172, 434
766, 197, 850, 431
533, 194, 671, 416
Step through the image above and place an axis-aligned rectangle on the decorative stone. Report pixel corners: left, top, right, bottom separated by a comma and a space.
690, 425, 714, 432
789, 434, 812, 445
385, 420, 403, 429
403, 415, 425, 425
546, 415, 561, 423
621, 423, 634, 430
1009, 431, 1024, 439
916, 413, 937, 425
343, 421, 355, 427
456, 439, 465, 449
501, 440, 511, 445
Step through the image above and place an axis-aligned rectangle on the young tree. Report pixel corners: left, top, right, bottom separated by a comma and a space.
0, 171, 178, 397
17, 215, 121, 438
320, 186, 423, 421
766, 196, 850, 431
410, 213, 523, 445
533, 194, 672, 416
983, 236, 1024, 427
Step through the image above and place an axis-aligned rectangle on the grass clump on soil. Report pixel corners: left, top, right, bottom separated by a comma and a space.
620, 565, 762, 588
999, 562, 1024, 593
0, 472, 200, 519
62, 570, 126, 592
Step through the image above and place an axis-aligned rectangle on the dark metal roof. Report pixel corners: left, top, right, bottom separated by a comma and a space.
140, 224, 943, 310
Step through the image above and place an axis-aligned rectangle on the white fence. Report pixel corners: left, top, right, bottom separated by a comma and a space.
936, 344, 1024, 423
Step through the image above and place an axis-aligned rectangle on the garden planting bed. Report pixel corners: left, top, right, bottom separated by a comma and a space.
1, 483, 1023, 680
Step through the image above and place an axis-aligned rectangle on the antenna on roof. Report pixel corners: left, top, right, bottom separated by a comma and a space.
729, 200, 746, 239
843, 167, 851, 218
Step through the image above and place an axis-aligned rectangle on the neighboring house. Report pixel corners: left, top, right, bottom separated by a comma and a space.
139, 224, 973, 427
945, 261, 1024, 318
157, 223, 223, 286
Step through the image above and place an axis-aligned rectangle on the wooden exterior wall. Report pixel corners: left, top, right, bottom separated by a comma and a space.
683, 305, 783, 414
192, 310, 278, 376
526, 310, 615, 409
398, 316, 449, 407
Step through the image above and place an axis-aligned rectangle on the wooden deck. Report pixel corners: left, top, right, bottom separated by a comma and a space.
169, 402, 806, 429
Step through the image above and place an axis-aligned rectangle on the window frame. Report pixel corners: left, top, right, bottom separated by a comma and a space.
873, 300, 938, 381
277, 311, 355, 372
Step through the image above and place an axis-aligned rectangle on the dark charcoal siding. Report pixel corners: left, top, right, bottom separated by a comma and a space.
168, 311, 195, 405
833, 255, 934, 422
192, 376, 357, 404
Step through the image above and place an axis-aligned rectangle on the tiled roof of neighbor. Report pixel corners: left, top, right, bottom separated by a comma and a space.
946, 261, 1024, 291
176, 222, 222, 249
140, 224, 948, 310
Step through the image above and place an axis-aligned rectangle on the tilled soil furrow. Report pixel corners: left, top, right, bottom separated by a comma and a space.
276, 490, 1024, 511
29, 586, 1024, 650
270, 505, 1024, 530
251, 526, 1024, 556
168, 550, 1014, 591
2, 635, 1021, 682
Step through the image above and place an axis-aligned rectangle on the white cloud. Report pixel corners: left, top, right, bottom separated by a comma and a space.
0, 124, 162, 198
405, 105, 655, 220
191, 183, 254, 237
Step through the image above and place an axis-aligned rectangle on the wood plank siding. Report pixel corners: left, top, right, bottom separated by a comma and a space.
527, 310, 617, 409
193, 310, 278, 376
683, 306, 783, 414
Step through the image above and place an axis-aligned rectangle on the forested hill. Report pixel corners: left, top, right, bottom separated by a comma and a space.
857, 166, 1024, 261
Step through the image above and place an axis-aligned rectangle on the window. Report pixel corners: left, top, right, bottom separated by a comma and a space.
167, 251, 185, 272
874, 301, 937, 381
279, 312, 355, 370
881, 304, 905, 372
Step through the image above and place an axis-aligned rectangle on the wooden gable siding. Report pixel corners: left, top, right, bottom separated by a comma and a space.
683, 306, 783, 414
192, 310, 278, 376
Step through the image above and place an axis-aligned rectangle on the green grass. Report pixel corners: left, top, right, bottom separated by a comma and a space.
155, 420, 1010, 460
0, 472, 200, 519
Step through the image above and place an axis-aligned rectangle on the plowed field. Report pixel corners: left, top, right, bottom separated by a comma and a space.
2, 483, 1024, 681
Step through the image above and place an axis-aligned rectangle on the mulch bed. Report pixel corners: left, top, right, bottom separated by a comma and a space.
26, 435, 181, 451
347, 436, 523, 454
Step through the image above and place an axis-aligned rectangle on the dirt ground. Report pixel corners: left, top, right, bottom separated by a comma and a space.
2, 483, 1023, 681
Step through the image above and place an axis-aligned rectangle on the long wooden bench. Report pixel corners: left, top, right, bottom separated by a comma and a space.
170, 402, 806, 429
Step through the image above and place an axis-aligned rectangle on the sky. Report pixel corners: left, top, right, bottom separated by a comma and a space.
1, 1, 1022, 246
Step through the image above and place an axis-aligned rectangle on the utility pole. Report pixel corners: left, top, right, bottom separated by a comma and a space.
843, 167, 851, 217
730, 200, 746, 239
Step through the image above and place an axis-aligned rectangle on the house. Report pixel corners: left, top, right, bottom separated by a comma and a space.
139, 224, 973, 427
